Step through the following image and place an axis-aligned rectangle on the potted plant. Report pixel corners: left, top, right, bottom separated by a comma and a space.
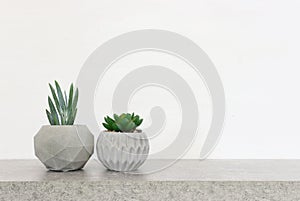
96, 113, 150, 172
34, 81, 94, 171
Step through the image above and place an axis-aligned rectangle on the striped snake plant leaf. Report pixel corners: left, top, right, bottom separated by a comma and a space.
67, 84, 74, 113
46, 109, 54, 125
55, 81, 66, 111
72, 88, 78, 113
48, 96, 59, 125
49, 83, 62, 116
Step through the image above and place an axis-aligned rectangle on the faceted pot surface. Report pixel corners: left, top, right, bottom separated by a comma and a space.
34, 125, 94, 172
96, 131, 150, 172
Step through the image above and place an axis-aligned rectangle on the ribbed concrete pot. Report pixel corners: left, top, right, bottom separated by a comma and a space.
34, 125, 94, 172
96, 131, 150, 172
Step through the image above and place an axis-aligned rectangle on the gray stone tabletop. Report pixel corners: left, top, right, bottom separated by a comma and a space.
1, 159, 300, 201
1, 159, 300, 181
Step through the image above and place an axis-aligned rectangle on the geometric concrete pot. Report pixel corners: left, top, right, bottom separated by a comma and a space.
96, 130, 149, 172
34, 125, 94, 172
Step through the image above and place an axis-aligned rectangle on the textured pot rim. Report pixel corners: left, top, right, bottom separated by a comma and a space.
41, 124, 87, 128
101, 130, 145, 136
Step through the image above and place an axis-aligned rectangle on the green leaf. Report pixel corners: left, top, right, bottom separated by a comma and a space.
64, 84, 74, 125
132, 115, 139, 124
67, 84, 74, 112
103, 123, 112, 131
68, 108, 77, 125
55, 81, 66, 111
111, 123, 120, 132
69, 88, 78, 124
125, 121, 136, 132
125, 113, 131, 119
48, 96, 59, 125
104, 115, 120, 132
64, 91, 68, 106
49, 83, 62, 115
105, 116, 115, 125
136, 119, 143, 126
113, 114, 119, 122
72, 88, 78, 112
46, 109, 54, 125
60, 111, 67, 125
115, 118, 127, 132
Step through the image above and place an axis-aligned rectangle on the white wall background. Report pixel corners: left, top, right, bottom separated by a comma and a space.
1, 0, 300, 159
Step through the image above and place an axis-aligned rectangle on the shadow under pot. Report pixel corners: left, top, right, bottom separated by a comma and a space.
96, 131, 150, 172
34, 125, 94, 172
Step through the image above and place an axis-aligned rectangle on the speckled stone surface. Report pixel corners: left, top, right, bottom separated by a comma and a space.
1, 159, 300, 200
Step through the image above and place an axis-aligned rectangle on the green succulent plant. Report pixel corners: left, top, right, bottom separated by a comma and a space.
46, 81, 78, 125
102, 113, 143, 132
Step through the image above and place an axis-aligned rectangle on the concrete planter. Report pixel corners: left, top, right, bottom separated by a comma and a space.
34, 125, 94, 172
96, 131, 149, 172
